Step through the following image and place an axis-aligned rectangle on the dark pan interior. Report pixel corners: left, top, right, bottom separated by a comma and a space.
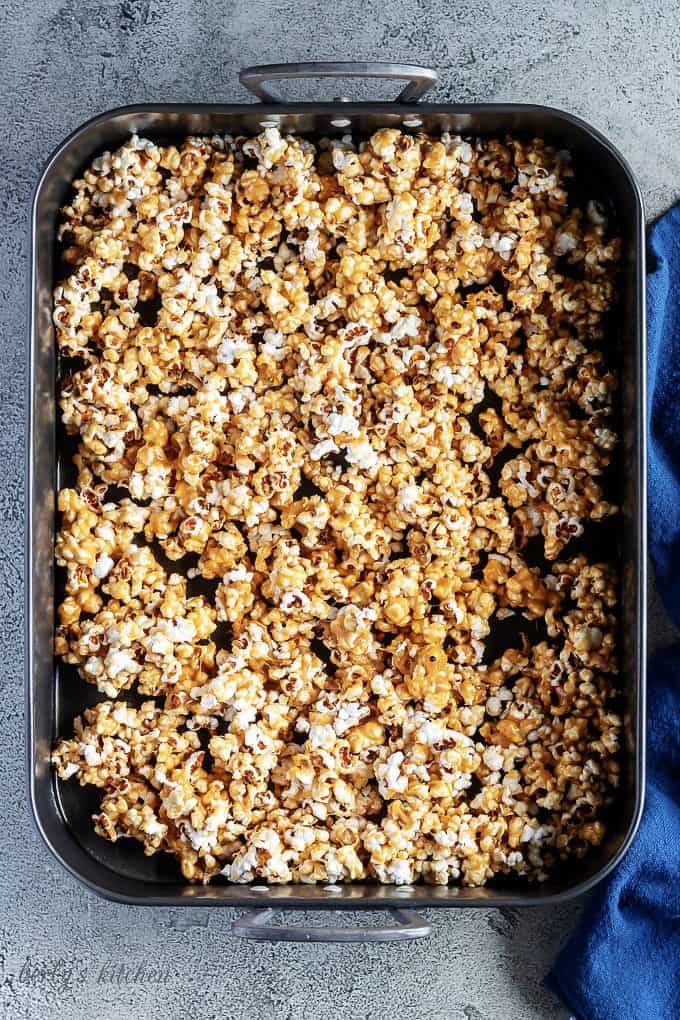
28, 103, 645, 907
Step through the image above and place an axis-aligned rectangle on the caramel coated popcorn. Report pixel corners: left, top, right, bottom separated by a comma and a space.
52, 127, 622, 886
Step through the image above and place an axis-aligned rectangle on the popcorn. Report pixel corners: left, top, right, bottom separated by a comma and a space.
52, 127, 622, 888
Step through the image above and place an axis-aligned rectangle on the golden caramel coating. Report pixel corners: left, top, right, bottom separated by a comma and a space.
52, 128, 621, 886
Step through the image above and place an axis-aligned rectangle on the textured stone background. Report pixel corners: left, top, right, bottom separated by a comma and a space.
3, 1, 679, 1018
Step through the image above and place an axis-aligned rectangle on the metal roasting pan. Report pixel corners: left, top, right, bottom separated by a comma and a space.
27, 62, 647, 942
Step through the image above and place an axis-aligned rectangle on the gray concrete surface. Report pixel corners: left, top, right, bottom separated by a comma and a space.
2, 1, 678, 1018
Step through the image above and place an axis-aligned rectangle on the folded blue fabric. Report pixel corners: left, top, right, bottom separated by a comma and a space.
648, 204, 680, 627
546, 206, 680, 1020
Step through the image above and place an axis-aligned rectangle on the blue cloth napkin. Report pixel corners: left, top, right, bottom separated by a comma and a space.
546, 206, 680, 1020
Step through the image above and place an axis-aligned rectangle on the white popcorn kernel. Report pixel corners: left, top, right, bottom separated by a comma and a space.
334, 702, 370, 735
106, 650, 139, 678
287, 826, 317, 852
397, 484, 419, 513
387, 859, 413, 885
93, 553, 114, 579
310, 438, 338, 461
83, 744, 102, 766
521, 823, 535, 843
390, 314, 420, 340
344, 437, 378, 471
417, 720, 445, 745
485, 696, 503, 717
222, 564, 253, 583
307, 724, 336, 750
112, 706, 134, 725
148, 633, 172, 656
128, 473, 144, 499
279, 589, 311, 613
261, 328, 287, 359
483, 748, 504, 772
163, 619, 196, 642
326, 412, 360, 437
216, 336, 249, 365
555, 231, 577, 256
324, 848, 344, 882
489, 231, 517, 259
375, 752, 408, 797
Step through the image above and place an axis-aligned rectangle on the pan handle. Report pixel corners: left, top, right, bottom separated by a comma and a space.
239, 61, 438, 104
231, 907, 431, 942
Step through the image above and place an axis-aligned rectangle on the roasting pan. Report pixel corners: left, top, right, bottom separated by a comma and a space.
27, 62, 646, 942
